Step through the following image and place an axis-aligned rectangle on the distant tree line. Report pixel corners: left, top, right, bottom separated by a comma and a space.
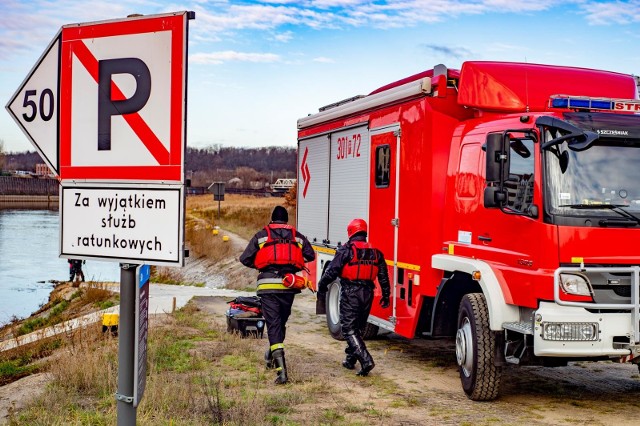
186, 145, 296, 187
0, 140, 5, 173
2, 145, 297, 188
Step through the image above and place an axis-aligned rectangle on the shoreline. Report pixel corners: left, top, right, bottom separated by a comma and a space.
0, 195, 59, 210
0, 195, 58, 202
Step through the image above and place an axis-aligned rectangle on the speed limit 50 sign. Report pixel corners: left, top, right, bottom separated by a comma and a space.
6, 11, 192, 182
6, 33, 60, 175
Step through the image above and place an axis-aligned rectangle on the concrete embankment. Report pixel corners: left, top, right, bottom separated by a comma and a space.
0, 176, 59, 206
0, 176, 59, 195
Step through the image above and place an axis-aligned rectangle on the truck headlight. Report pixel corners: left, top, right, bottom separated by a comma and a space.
542, 322, 599, 341
559, 273, 592, 296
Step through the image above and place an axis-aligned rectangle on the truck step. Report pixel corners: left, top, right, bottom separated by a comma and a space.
502, 321, 534, 335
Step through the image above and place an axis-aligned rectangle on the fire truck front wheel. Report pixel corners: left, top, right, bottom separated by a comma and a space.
456, 293, 502, 401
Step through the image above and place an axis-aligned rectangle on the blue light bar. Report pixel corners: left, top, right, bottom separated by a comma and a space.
550, 97, 614, 110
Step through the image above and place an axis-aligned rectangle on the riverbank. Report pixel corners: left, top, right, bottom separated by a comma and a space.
0, 195, 58, 211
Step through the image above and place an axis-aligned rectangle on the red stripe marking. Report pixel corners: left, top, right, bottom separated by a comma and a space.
70, 40, 170, 165
60, 165, 181, 181
300, 146, 310, 198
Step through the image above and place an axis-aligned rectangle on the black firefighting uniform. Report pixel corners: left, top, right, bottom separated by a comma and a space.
69, 259, 85, 282
239, 221, 315, 350
317, 234, 391, 338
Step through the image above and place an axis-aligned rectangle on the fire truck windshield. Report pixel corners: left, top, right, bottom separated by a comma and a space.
543, 113, 640, 221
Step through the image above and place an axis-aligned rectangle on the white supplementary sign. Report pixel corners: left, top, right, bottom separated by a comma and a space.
60, 185, 184, 265
5, 34, 61, 175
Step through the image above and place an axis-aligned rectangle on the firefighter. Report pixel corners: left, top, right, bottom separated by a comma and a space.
317, 218, 390, 376
240, 206, 315, 384
68, 259, 85, 283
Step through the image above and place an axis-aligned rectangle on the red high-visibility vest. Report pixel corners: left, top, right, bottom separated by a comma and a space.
340, 241, 379, 281
254, 224, 305, 270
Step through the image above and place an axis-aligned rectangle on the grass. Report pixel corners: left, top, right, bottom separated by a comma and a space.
187, 194, 290, 240
7, 300, 409, 425
150, 266, 205, 287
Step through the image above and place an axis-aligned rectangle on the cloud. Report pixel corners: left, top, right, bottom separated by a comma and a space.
2, 0, 639, 61
273, 31, 294, 42
312, 56, 335, 63
580, 0, 640, 25
190, 50, 281, 64
422, 44, 473, 60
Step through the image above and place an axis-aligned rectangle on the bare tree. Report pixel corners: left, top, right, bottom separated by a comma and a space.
0, 140, 5, 172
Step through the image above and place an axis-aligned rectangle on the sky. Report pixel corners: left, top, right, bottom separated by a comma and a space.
1, 0, 640, 154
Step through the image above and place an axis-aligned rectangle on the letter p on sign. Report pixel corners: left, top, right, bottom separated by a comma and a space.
98, 58, 151, 151
59, 12, 190, 183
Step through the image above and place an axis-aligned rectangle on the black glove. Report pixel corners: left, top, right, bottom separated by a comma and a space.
380, 296, 390, 309
317, 281, 328, 296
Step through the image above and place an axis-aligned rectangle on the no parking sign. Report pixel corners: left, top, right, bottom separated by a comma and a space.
59, 13, 190, 182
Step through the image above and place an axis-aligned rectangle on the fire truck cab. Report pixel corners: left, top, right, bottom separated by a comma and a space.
296, 61, 640, 400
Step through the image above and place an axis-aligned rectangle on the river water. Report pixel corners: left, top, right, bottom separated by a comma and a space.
0, 208, 120, 325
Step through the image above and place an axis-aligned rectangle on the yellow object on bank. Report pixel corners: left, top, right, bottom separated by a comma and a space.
102, 313, 119, 327
222, 235, 230, 242
212, 229, 219, 235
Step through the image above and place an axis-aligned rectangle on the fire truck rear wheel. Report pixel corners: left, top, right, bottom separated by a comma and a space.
325, 281, 380, 340
326, 281, 345, 340
456, 293, 501, 401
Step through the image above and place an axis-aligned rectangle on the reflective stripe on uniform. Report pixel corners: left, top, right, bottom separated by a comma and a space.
257, 283, 290, 290
270, 343, 285, 351
257, 278, 288, 291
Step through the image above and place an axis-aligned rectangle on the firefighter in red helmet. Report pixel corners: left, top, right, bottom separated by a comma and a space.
317, 218, 391, 376
240, 206, 315, 384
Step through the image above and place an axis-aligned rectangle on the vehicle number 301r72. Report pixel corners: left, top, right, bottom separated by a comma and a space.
336, 134, 361, 160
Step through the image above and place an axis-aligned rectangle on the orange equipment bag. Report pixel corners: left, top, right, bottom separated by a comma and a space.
283, 273, 313, 291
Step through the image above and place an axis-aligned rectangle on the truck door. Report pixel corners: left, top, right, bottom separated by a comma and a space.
368, 124, 400, 330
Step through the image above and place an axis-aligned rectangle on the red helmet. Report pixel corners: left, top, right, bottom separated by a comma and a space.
347, 218, 367, 238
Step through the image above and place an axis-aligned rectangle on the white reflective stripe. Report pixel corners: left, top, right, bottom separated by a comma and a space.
257, 278, 284, 284
258, 236, 268, 244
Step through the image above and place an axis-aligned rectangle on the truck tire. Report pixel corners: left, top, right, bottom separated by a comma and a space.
326, 281, 344, 340
456, 293, 501, 401
361, 322, 380, 340
325, 281, 380, 340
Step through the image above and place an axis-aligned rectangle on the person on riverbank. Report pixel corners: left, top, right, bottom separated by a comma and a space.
68, 259, 85, 283
239, 206, 315, 384
317, 218, 391, 377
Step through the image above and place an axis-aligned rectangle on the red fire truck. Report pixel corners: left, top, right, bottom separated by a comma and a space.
296, 61, 640, 400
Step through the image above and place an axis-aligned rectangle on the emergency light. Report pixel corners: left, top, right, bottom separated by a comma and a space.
550, 95, 640, 112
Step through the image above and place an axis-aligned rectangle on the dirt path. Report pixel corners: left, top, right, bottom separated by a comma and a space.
190, 227, 640, 425
195, 293, 640, 425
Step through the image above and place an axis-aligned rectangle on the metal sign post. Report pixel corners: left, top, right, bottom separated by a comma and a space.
116, 263, 150, 424
208, 182, 225, 219
116, 263, 137, 425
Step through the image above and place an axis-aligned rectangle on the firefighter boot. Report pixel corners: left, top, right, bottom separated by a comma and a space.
347, 335, 375, 376
272, 349, 288, 384
265, 347, 275, 370
342, 345, 357, 370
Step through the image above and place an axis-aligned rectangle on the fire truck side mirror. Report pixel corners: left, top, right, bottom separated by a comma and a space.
485, 133, 509, 183
484, 186, 507, 208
